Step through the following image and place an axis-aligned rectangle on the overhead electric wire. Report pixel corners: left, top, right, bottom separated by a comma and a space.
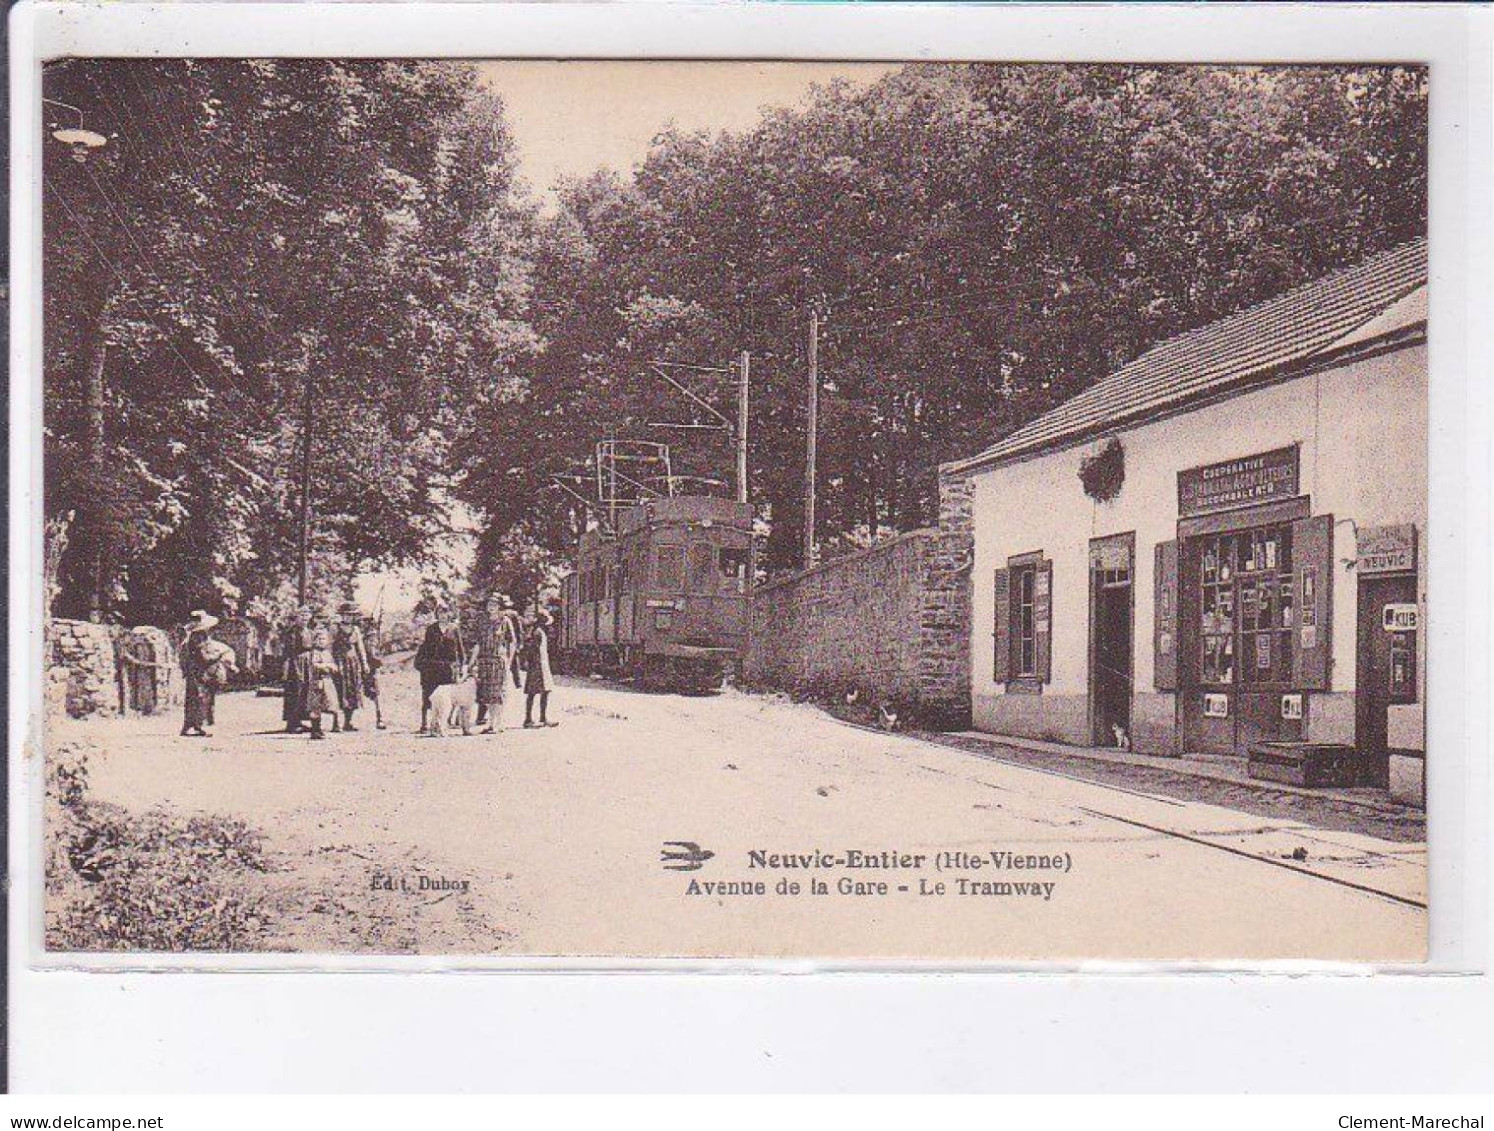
45, 173, 228, 404
89, 64, 248, 323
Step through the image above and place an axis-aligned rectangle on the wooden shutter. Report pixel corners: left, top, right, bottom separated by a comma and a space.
1035, 558, 1053, 684
993, 568, 1011, 683
1154, 539, 1179, 691
1292, 514, 1333, 690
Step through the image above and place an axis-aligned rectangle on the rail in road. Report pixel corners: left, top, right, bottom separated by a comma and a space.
832, 715, 1427, 911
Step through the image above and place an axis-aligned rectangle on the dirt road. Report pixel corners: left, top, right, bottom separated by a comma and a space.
56, 666, 1427, 961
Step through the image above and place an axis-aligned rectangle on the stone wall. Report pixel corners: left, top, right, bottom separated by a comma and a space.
48, 619, 180, 719
48, 619, 123, 719
118, 626, 181, 716
746, 499, 972, 728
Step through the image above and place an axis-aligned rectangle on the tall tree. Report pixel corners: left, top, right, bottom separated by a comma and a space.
43, 59, 537, 624
457, 63, 1425, 575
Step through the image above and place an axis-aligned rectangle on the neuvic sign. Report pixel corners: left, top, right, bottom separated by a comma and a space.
1178, 445, 1300, 518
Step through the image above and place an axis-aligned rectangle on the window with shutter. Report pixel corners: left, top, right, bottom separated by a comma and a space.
1036, 559, 1053, 683
1002, 553, 1050, 689
993, 568, 1011, 683
1154, 540, 1179, 691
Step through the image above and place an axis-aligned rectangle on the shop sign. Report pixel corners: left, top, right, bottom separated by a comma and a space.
1203, 693, 1229, 719
1383, 603, 1419, 632
1177, 445, 1299, 518
1357, 524, 1417, 576
1280, 694, 1303, 721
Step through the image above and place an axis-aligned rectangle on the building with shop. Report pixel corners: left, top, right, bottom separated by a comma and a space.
939, 239, 1427, 804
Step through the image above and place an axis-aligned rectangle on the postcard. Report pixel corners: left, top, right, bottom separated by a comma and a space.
37, 57, 1429, 962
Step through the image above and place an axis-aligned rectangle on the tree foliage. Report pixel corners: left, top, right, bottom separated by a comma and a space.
455, 63, 1426, 573
43, 62, 1426, 621
44, 59, 536, 623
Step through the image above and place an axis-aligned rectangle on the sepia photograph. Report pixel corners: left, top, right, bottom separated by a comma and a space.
37, 56, 1430, 962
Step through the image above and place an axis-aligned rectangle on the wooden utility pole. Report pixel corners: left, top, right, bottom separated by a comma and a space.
804, 309, 819, 570
87, 338, 108, 621
736, 350, 751, 505
296, 361, 314, 605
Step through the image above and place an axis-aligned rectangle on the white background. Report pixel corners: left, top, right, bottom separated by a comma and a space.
8, 1, 1493, 1092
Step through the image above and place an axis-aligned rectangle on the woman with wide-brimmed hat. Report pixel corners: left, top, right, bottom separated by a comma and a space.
180, 610, 221, 737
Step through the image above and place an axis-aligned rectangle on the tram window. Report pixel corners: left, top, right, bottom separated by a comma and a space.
688, 543, 714, 591
654, 545, 684, 590
719, 548, 749, 592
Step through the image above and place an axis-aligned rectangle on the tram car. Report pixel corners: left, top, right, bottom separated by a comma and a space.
559, 496, 754, 692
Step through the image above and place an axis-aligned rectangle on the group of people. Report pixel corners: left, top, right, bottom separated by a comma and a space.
414, 593, 558, 734
176, 592, 558, 740
280, 601, 386, 740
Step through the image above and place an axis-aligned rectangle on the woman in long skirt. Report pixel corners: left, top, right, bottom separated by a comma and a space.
281, 606, 315, 733
474, 593, 521, 734
333, 602, 372, 732
179, 610, 218, 737
521, 610, 558, 728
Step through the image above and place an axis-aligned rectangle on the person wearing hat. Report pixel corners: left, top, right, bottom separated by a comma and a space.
333, 601, 373, 733
360, 614, 388, 731
281, 604, 315, 734
521, 609, 558, 729
472, 592, 522, 734
180, 610, 222, 738
414, 606, 465, 734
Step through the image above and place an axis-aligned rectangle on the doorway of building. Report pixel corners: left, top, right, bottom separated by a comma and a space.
1089, 533, 1134, 748
1356, 573, 1418, 788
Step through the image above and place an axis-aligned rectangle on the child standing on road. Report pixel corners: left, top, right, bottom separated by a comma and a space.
306, 622, 342, 740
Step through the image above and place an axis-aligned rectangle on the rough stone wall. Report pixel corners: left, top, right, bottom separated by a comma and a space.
924, 472, 974, 727
48, 619, 122, 719
48, 619, 181, 719
748, 532, 927, 710
745, 503, 973, 728
119, 626, 181, 715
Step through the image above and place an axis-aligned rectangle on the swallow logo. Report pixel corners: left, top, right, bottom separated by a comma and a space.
661, 841, 715, 871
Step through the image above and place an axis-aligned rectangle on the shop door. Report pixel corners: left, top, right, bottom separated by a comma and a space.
1183, 522, 1300, 756
1089, 535, 1134, 747
1356, 574, 1418, 788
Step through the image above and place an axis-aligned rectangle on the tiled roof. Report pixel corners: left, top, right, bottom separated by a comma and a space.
946, 238, 1427, 474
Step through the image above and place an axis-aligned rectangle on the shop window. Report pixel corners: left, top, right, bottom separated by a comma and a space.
688, 543, 715, 592
1197, 524, 1294, 690
654, 545, 684, 591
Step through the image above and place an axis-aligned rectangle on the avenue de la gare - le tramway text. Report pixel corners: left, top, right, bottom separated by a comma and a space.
682, 848, 1073, 899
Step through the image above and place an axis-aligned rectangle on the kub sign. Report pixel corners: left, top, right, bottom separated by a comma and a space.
1383, 603, 1418, 633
